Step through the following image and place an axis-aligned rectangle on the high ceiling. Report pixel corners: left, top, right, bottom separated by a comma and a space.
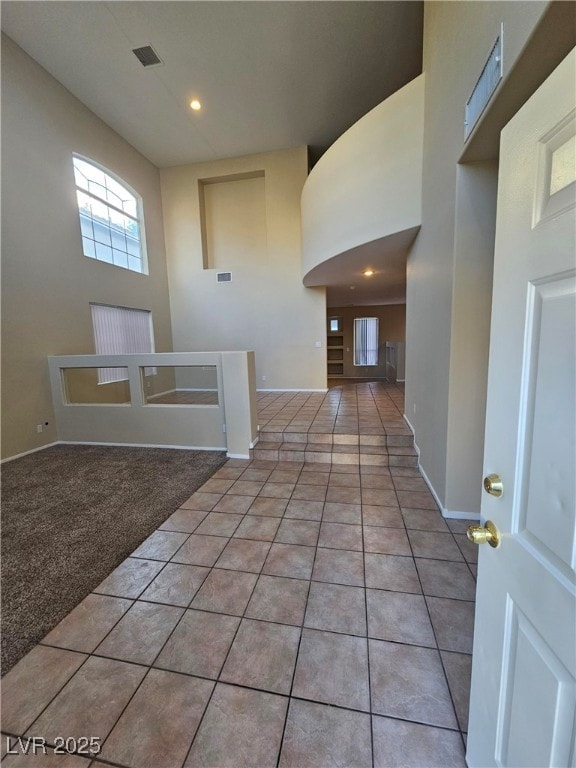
1, 1, 422, 167
2, 1, 423, 306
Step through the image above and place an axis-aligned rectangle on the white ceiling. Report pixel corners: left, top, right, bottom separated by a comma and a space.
2, 1, 423, 305
303, 228, 419, 307
1, 1, 423, 167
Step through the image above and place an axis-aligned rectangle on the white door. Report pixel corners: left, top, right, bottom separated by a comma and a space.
467, 48, 576, 768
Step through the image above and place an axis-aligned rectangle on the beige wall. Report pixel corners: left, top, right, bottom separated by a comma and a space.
405, 2, 552, 514
160, 148, 327, 391
1, 35, 173, 460
328, 305, 406, 379
202, 174, 268, 270
301, 75, 424, 280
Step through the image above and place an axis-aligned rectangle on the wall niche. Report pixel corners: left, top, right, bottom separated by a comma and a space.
199, 171, 267, 270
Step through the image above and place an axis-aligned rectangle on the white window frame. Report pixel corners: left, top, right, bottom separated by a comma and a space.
353, 317, 379, 366
90, 303, 156, 384
73, 155, 148, 274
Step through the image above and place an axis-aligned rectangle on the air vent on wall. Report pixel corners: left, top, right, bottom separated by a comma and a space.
132, 45, 163, 68
216, 272, 232, 283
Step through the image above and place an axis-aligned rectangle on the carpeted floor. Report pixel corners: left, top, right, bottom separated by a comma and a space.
1, 444, 227, 674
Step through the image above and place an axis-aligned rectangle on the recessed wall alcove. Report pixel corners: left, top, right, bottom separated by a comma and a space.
199, 171, 267, 270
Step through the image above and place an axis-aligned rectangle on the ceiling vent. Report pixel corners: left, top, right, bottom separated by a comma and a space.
216, 272, 232, 284
132, 45, 163, 68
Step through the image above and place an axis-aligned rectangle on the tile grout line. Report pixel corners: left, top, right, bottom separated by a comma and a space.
178, 472, 305, 768
361, 489, 376, 768
8, 384, 474, 765
274, 479, 321, 768
405, 524, 468, 748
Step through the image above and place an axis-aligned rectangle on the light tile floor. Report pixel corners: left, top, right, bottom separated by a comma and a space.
1, 383, 477, 768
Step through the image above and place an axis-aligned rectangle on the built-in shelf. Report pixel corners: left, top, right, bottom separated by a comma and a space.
327, 332, 344, 377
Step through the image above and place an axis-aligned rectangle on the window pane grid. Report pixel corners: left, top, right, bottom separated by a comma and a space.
74, 158, 138, 216
354, 317, 379, 366
77, 187, 139, 225
73, 157, 144, 273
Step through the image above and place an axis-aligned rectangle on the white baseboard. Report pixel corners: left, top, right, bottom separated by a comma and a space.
402, 414, 479, 522
419, 460, 479, 520
227, 453, 251, 459
1, 441, 60, 463
145, 388, 176, 399
444, 509, 481, 521
402, 414, 417, 446
328, 376, 387, 380
257, 388, 328, 393
250, 437, 259, 449
58, 440, 226, 452
147, 388, 218, 399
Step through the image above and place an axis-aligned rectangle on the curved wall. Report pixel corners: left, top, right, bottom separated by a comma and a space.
302, 75, 424, 280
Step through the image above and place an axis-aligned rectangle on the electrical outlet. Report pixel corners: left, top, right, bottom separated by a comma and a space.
261, 375, 266, 381
315, 340, 322, 348
36, 424, 43, 433
413, 402, 416, 415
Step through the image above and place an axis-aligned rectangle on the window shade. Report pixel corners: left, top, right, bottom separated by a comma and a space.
90, 304, 154, 384
354, 317, 379, 366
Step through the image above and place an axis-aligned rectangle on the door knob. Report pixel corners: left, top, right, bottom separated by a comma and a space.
483, 473, 503, 497
467, 519, 500, 548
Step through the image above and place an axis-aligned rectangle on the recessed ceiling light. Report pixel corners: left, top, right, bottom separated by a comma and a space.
190, 99, 202, 111
349, 286, 356, 290
363, 269, 374, 277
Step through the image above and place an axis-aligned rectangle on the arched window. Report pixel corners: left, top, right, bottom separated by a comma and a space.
73, 156, 146, 273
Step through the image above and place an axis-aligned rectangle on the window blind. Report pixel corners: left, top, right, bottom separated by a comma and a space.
90, 303, 154, 384
354, 317, 379, 366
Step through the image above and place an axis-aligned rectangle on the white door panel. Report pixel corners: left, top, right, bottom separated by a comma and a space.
467, 48, 576, 768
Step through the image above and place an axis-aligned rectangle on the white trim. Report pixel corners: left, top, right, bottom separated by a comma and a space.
397, 378, 406, 383
257, 388, 329, 393
404, 413, 481, 521
444, 509, 481, 521
143, 404, 220, 410
173, 388, 219, 393
249, 436, 259, 449
2, 438, 229, 463
1, 441, 60, 463
327, 376, 387, 380
418, 462, 446, 511
59, 440, 226, 451
402, 414, 418, 444
227, 452, 251, 459
145, 388, 176, 398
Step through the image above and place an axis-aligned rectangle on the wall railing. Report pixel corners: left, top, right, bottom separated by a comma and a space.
47, 351, 258, 458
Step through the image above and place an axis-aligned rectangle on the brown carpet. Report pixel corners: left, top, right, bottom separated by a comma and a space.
1, 444, 227, 673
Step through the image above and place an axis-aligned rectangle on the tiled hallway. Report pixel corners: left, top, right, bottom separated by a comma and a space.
1, 383, 477, 768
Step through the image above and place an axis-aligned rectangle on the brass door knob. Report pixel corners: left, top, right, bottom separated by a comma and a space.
484, 473, 503, 497
467, 519, 500, 548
